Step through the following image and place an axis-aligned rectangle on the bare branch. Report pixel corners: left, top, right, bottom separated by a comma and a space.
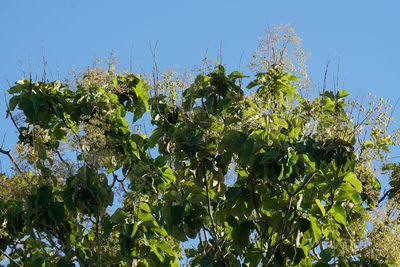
0, 148, 23, 174
4, 93, 23, 137
0, 248, 22, 267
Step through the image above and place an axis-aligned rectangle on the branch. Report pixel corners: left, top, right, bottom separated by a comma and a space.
95, 214, 101, 267
111, 172, 128, 194
4, 93, 23, 137
378, 189, 390, 205
203, 168, 228, 267
0, 248, 22, 267
291, 170, 319, 196
0, 148, 23, 174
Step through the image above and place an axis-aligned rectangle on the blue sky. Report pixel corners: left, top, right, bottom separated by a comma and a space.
1, 0, 400, 158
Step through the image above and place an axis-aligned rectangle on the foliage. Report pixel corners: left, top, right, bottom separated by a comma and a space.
1, 28, 400, 266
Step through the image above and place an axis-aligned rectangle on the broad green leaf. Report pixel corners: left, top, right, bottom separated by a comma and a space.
240, 138, 254, 166
299, 154, 316, 170
30, 92, 46, 118
330, 204, 346, 225
155, 155, 169, 167
37, 186, 53, 204
153, 226, 168, 237
284, 244, 296, 260
297, 218, 311, 232
233, 132, 246, 153
319, 248, 334, 262
56, 258, 75, 267
244, 248, 262, 267
130, 222, 138, 238
161, 166, 175, 182
226, 187, 241, 202
33, 256, 45, 267
337, 90, 349, 98
309, 214, 321, 241
138, 202, 151, 213
315, 199, 326, 216
155, 240, 175, 257
343, 172, 362, 192
336, 183, 362, 205
48, 202, 65, 225
88, 231, 95, 241
294, 248, 305, 265
111, 208, 129, 224
170, 205, 185, 225
264, 151, 279, 159
150, 243, 164, 262
138, 212, 155, 222
9, 95, 19, 111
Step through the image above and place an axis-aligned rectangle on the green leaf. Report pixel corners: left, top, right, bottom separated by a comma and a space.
297, 218, 311, 232
170, 205, 185, 225
48, 202, 65, 225
111, 208, 129, 224
313, 263, 330, 267
233, 132, 246, 153
232, 221, 253, 253
155, 155, 169, 167
148, 128, 163, 148
9, 96, 19, 111
309, 214, 321, 241
264, 151, 279, 159
57, 258, 75, 267
33, 256, 45, 267
138, 212, 155, 222
30, 92, 46, 118
337, 90, 349, 98
294, 248, 305, 265
299, 154, 316, 170
240, 138, 254, 166
124, 223, 138, 238
130, 222, 138, 238
138, 202, 151, 213
53, 124, 68, 141
8, 84, 23, 94
88, 231, 95, 241
37, 186, 53, 204
343, 172, 363, 192
229, 70, 246, 79
336, 183, 361, 205
315, 199, 326, 216
150, 243, 164, 262
284, 244, 296, 260
319, 248, 334, 262
155, 240, 175, 257
226, 187, 241, 202
197, 255, 213, 267
330, 204, 346, 225
161, 166, 175, 183
244, 248, 262, 267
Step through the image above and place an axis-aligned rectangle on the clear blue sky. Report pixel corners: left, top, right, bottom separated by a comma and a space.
1, 0, 400, 157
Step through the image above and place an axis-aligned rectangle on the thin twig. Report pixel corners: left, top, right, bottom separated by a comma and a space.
0, 148, 23, 174
4, 93, 23, 137
0, 248, 22, 267
291, 170, 319, 196
378, 190, 390, 205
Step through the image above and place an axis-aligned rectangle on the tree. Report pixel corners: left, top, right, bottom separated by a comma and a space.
1, 26, 400, 266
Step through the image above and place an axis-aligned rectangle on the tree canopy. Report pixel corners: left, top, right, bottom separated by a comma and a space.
1, 26, 400, 266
